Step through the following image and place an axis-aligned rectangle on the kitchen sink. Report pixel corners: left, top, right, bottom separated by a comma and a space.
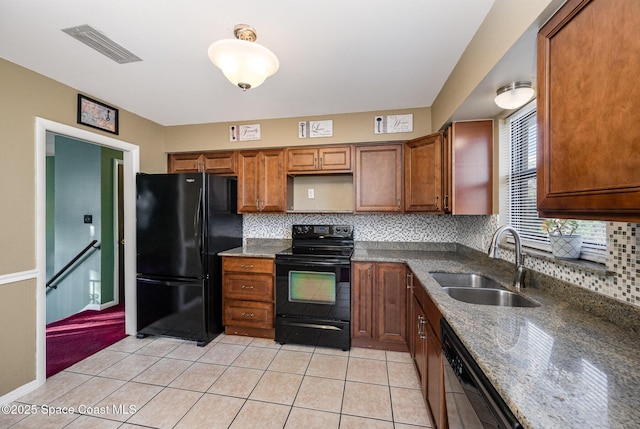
430, 272, 539, 308
441, 287, 539, 308
429, 272, 504, 289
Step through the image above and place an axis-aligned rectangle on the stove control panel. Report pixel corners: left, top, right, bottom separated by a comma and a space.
292, 224, 353, 239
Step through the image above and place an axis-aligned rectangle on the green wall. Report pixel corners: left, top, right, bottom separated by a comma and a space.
100, 147, 123, 303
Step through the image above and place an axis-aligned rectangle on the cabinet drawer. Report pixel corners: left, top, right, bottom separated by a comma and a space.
223, 257, 274, 274
224, 274, 273, 301
224, 301, 273, 329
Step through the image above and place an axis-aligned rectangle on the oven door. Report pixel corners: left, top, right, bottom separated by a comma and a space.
275, 256, 351, 350
275, 256, 351, 321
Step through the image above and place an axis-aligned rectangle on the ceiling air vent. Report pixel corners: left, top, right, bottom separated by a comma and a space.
62, 24, 142, 64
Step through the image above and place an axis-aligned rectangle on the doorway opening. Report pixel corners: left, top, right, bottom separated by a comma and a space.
44, 133, 127, 376
35, 118, 139, 385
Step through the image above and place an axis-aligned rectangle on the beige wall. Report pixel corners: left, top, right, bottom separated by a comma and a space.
431, 0, 555, 131
0, 58, 166, 396
164, 108, 432, 156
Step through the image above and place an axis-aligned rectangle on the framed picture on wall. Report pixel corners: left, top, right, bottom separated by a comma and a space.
77, 94, 119, 134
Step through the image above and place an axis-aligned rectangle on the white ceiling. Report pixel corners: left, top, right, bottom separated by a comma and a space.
0, 0, 501, 126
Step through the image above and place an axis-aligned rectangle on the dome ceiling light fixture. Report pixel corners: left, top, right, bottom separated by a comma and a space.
494, 81, 535, 110
207, 24, 279, 91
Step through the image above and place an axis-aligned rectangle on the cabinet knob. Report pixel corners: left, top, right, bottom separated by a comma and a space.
241, 312, 255, 318
435, 196, 439, 210
240, 264, 254, 269
241, 285, 255, 289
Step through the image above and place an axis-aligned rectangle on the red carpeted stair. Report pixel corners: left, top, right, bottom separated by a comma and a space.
46, 303, 126, 377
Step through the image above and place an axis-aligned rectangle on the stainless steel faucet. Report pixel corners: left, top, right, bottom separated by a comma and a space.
488, 226, 526, 289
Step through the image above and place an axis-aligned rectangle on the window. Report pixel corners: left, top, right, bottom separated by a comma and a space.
500, 102, 607, 262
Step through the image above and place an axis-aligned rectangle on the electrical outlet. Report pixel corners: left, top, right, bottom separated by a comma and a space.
308, 188, 315, 199
84, 214, 93, 224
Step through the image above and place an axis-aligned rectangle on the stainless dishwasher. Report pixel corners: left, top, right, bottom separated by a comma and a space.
441, 318, 522, 429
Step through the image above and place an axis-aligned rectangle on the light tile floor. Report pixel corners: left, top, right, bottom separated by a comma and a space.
2, 334, 432, 429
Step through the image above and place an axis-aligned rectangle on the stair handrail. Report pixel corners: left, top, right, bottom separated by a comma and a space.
47, 239, 101, 289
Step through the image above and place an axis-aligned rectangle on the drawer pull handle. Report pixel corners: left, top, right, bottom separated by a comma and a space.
241, 312, 255, 318
240, 264, 254, 269
241, 285, 255, 289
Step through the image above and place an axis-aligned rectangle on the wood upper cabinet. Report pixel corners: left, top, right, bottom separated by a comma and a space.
237, 149, 286, 213
351, 261, 407, 352
202, 151, 237, 175
404, 133, 443, 213
287, 145, 352, 173
168, 151, 236, 175
167, 152, 203, 173
537, 0, 640, 222
443, 120, 493, 215
355, 143, 403, 212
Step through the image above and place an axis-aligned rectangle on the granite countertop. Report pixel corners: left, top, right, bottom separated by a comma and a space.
353, 247, 640, 429
218, 239, 290, 258
219, 241, 639, 427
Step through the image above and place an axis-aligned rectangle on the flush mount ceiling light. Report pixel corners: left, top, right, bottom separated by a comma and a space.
207, 24, 279, 91
494, 81, 535, 110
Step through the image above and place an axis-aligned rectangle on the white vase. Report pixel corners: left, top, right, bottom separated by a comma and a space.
549, 235, 582, 259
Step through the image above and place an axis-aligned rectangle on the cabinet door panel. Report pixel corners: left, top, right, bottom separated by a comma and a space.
237, 151, 261, 212
287, 148, 318, 172
168, 153, 203, 173
319, 146, 352, 171
355, 144, 403, 212
537, 0, 640, 221
351, 262, 374, 341
449, 121, 493, 215
426, 324, 444, 429
260, 150, 286, 212
376, 263, 407, 345
413, 294, 428, 397
203, 151, 236, 175
405, 133, 443, 213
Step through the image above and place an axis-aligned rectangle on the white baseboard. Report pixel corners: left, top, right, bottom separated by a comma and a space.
0, 378, 43, 406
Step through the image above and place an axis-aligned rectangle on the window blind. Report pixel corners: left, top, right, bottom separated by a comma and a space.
502, 102, 606, 262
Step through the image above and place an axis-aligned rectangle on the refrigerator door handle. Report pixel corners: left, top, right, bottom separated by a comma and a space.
195, 187, 203, 255
137, 276, 201, 287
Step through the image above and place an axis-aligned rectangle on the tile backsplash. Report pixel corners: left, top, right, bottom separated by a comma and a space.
243, 214, 639, 308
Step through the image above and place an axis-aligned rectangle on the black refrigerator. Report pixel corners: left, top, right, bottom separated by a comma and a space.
136, 173, 242, 346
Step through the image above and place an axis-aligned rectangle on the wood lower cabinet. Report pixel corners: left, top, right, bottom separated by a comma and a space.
222, 256, 275, 338
237, 149, 286, 213
443, 120, 493, 215
407, 269, 445, 429
351, 262, 407, 351
287, 145, 352, 173
355, 144, 403, 212
537, 0, 640, 221
168, 151, 237, 175
405, 133, 444, 213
